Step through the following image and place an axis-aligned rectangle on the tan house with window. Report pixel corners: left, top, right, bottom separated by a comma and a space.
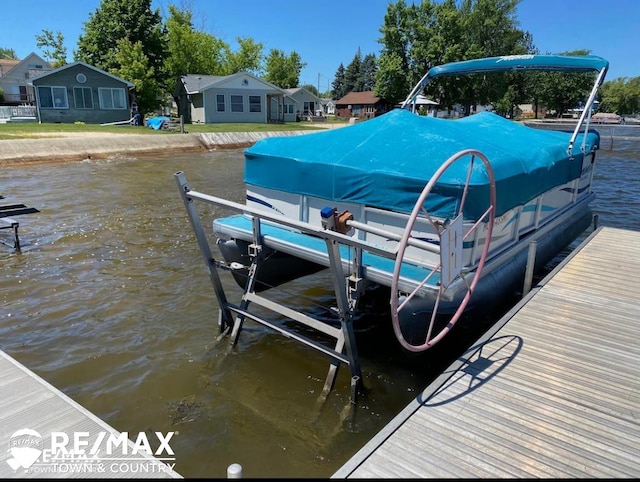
175, 72, 292, 124
335, 91, 393, 120
0, 52, 51, 105
29, 61, 134, 124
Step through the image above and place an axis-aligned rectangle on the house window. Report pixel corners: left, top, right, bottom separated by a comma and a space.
230, 95, 243, 113
38, 86, 68, 109
98, 87, 127, 109
216, 94, 225, 112
74, 87, 93, 109
249, 95, 261, 113
19, 86, 28, 102
285, 104, 294, 114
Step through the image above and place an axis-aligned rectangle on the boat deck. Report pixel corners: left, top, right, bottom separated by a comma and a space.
333, 226, 640, 478
214, 214, 440, 287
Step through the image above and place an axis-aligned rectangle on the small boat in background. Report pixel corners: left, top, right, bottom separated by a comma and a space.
592, 112, 622, 124
176, 54, 608, 398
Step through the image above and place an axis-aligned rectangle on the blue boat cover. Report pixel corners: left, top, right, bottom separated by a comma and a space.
244, 109, 600, 218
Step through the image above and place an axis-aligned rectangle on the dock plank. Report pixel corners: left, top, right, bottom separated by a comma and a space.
335, 226, 640, 478
0, 351, 182, 478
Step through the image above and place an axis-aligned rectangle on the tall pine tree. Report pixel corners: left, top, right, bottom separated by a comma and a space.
344, 48, 363, 93
332, 63, 346, 99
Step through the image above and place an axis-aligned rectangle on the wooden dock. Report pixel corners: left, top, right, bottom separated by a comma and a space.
334, 226, 640, 478
0, 350, 182, 478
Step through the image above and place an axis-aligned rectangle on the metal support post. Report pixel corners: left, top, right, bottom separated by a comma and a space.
174, 171, 234, 331
324, 238, 363, 399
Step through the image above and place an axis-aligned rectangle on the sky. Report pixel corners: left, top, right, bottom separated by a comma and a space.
1, 0, 638, 89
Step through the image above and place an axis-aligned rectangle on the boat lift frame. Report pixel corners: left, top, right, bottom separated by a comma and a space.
175, 171, 381, 400
0, 198, 40, 252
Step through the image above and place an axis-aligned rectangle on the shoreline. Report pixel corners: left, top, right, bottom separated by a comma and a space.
0, 130, 319, 167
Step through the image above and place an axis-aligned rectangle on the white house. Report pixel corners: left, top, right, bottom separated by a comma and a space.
0, 52, 51, 105
321, 98, 335, 115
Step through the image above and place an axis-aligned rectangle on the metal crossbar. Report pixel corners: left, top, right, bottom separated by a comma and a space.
175, 171, 390, 400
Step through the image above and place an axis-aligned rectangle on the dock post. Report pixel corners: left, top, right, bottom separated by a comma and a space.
227, 463, 243, 478
593, 214, 599, 231
523, 240, 538, 295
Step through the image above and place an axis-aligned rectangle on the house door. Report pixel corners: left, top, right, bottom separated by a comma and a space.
268, 95, 284, 122
304, 101, 315, 116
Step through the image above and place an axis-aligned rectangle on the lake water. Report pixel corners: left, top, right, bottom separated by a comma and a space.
1, 137, 639, 478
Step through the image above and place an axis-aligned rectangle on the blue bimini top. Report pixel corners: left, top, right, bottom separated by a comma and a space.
243, 109, 600, 218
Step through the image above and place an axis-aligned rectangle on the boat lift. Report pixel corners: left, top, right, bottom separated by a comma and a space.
0, 196, 40, 252
174, 150, 495, 401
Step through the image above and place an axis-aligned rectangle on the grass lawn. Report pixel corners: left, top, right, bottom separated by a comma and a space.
0, 118, 347, 140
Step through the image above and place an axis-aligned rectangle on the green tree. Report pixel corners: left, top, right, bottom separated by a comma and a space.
76, 0, 168, 87
406, 0, 438, 85
0, 47, 18, 59
361, 53, 378, 91
374, 52, 406, 103
264, 49, 306, 88
344, 48, 363, 92
165, 4, 230, 81
600, 77, 640, 115
111, 38, 161, 114
226, 37, 264, 75
35, 29, 67, 68
456, 0, 530, 113
332, 63, 346, 99
301, 84, 319, 96
534, 50, 596, 117
375, 0, 413, 102
423, 0, 466, 109
376, 0, 532, 109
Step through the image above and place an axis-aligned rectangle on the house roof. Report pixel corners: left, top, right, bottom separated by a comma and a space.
28, 61, 134, 88
0, 59, 20, 77
284, 87, 324, 104
336, 91, 381, 105
0, 52, 50, 78
180, 74, 228, 93
401, 94, 439, 107
180, 72, 290, 97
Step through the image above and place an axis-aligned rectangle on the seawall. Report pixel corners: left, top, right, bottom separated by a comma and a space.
0, 130, 320, 166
